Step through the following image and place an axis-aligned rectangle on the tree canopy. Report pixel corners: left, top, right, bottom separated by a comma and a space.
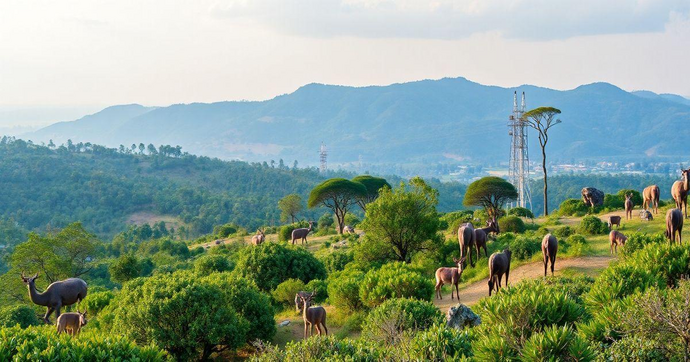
308, 178, 367, 233
463, 177, 518, 221
352, 175, 391, 211
277, 194, 304, 223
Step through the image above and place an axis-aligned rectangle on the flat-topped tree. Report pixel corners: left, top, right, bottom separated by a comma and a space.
278, 194, 304, 223
308, 178, 367, 234
522, 107, 562, 216
463, 176, 517, 224
352, 175, 391, 211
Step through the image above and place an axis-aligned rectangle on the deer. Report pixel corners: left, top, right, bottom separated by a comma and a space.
474, 219, 499, 260
297, 291, 328, 339
609, 230, 627, 255
642, 185, 660, 214
624, 193, 634, 220
671, 168, 690, 219
20, 272, 88, 324
434, 256, 466, 300
488, 249, 511, 296
291, 221, 314, 245
665, 208, 684, 244
56, 310, 88, 336
458, 223, 476, 268
541, 234, 558, 276
251, 229, 265, 245
607, 215, 621, 230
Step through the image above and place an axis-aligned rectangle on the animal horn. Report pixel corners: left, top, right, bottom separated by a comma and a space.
21, 271, 25, 278
33, 272, 38, 279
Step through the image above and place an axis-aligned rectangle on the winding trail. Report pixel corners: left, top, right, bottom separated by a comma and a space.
434, 256, 614, 311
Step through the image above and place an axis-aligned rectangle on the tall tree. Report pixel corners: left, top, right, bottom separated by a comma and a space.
277, 194, 304, 223
308, 178, 367, 234
522, 107, 562, 215
463, 176, 518, 223
352, 175, 391, 211
358, 177, 441, 263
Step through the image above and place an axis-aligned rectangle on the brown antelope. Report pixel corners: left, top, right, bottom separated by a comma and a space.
642, 185, 660, 214
488, 249, 511, 296
297, 291, 328, 339
458, 223, 476, 268
20, 272, 88, 324
607, 215, 621, 229
541, 234, 558, 276
665, 208, 684, 244
434, 256, 466, 300
474, 219, 499, 260
671, 168, 690, 219
624, 193, 634, 220
292, 221, 314, 245
609, 230, 627, 254
56, 311, 87, 336
251, 229, 265, 245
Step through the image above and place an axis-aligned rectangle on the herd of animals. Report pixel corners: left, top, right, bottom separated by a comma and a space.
15, 168, 689, 341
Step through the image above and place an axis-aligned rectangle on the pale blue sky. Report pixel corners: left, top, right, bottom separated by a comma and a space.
0, 0, 689, 126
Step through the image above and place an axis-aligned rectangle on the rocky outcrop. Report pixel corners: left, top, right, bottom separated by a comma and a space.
446, 304, 481, 329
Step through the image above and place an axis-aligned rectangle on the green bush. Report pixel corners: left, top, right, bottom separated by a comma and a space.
278, 221, 310, 242
251, 336, 384, 361
585, 264, 663, 310
552, 226, 574, 239
318, 249, 354, 274
109, 254, 142, 284
0, 305, 41, 328
113, 272, 250, 360
318, 212, 334, 229
563, 234, 590, 256
0, 326, 168, 361
194, 254, 233, 274
441, 210, 474, 232
498, 215, 526, 233
359, 262, 434, 308
272, 279, 305, 306
521, 325, 596, 361
213, 223, 239, 238
509, 235, 541, 260
361, 298, 444, 343
234, 242, 326, 291
620, 232, 664, 256
507, 207, 534, 219
558, 198, 589, 216
82, 290, 115, 317
327, 269, 366, 312
305, 279, 328, 303
404, 324, 474, 361
602, 335, 666, 361
577, 215, 608, 235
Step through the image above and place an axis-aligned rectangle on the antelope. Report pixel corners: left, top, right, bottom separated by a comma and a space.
458, 223, 476, 268
488, 249, 511, 296
665, 208, 684, 244
292, 221, 314, 245
642, 185, 660, 214
434, 257, 466, 300
20, 272, 88, 324
541, 234, 558, 276
297, 291, 328, 339
56, 311, 88, 336
624, 193, 634, 220
607, 215, 621, 230
473, 219, 499, 260
609, 230, 627, 254
251, 229, 265, 245
671, 168, 690, 219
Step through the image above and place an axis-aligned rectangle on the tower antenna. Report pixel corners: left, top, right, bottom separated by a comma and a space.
508, 91, 533, 210
319, 142, 328, 173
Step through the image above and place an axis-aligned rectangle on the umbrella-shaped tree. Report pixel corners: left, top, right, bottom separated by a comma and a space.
352, 175, 391, 211
308, 178, 367, 234
463, 177, 518, 224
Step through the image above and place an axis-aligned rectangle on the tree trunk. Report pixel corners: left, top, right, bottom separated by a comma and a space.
542, 146, 548, 216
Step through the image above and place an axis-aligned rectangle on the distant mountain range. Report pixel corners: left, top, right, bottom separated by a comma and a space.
22, 78, 690, 165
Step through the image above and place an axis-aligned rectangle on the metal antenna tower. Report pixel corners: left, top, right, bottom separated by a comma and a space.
508, 91, 533, 210
319, 142, 328, 173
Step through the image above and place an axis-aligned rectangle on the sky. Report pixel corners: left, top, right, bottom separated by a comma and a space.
0, 0, 689, 127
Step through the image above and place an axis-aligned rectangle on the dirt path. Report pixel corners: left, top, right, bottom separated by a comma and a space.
434, 256, 614, 311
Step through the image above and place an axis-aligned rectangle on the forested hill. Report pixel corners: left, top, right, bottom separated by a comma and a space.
0, 138, 465, 239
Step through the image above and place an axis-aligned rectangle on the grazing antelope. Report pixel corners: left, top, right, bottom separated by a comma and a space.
665, 208, 684, 244
251, 229, 265, 245
671, 168, 690, 219
488, 249, 511, 296
458, 223, 476, 268
474, 219, 499, 260
21, 272, 88, 324
541, 234, 558, 276
642, 185, 660, 214
56, 311, 87, 336
434, 257, 466, 300
292, 221, 314, 245
608, 215, 621, 230
624, 193, 634, 220
609, 230, 627, 254
297, 291, 328, 339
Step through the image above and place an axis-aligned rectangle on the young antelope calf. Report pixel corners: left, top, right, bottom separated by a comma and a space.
434, 257, 466, 300
609, 230, 627, 255
56, 311, 87, 336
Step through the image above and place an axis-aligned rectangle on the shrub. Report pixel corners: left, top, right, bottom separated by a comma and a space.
214, 223, 238, 238
602, 335, 666, 361
552, 226, 574, 239
81, 290, 115, 316
521, 325, 596, 361
577, 215, 608, 235
359, 262, 434, 308
621, 232, 664, 256
0, 326, 168, 361
272, 279, 305, 306
234, 242, 326, 291
252, 336, 384, 361
318, 212, 334, 229
585, 264, 663, 309
305, 279, 328, 303
361, 298, 444, 343
319, 249, 354, 274
509, 235, 541, 260
194, 254, 233, 274
113, 272, 250, 360
563, 234, 590, 256
109, 254, 141, 284
0, 305, 41, 328
558, 198, 589, 216
404, 324, 474, 361
507, 207, 534, 219
441, 210, 474, 232
498, 215, 526, 233
278, 221, 310, 242
327, 269, 366, 312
